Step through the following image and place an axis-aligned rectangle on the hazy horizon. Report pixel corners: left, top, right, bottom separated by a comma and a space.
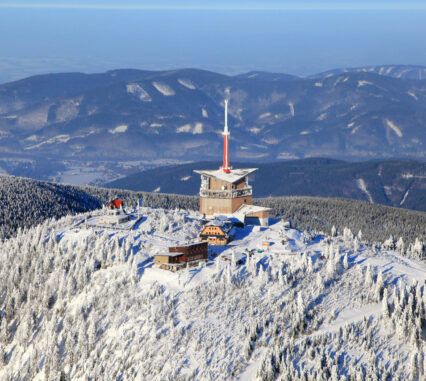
0, 2, 426, 83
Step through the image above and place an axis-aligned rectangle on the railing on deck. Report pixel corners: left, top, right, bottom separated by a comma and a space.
199, 187, 252, 199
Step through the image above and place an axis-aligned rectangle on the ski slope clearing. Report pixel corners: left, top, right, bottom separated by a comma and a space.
178, 78, 196, 90
356, 178, 373, 203
0, 207, 424, 380
152, 82, 175, 96
126, 83, 152, 102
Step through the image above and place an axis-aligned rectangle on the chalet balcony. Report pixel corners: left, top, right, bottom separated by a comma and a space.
199, 187, 252, 199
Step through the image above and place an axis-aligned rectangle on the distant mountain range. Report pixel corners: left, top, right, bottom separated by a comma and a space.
0, 64, 425, 172
105, 158, 426, 212
309, 64, 426, 80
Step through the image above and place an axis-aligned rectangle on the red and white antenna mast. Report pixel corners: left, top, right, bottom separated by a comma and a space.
222, 99, 231, 173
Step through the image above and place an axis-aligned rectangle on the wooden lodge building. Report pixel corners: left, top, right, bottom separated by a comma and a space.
194, 99, 270, 226
199, 219, 235, 245
154, 241, 208, 271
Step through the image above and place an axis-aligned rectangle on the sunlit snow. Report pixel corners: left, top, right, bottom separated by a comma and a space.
178, 78, 196, 90
126, 83, 152, 102
384, 119, 403, 137
152, 82, 175, 96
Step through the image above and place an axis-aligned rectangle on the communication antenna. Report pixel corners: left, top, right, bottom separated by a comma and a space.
222, 99, 231, 173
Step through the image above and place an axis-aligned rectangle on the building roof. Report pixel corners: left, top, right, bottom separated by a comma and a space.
205, 220, 225, 227
233, 204, 271, 222
201, 219, 234, 237
106, 199, 123, 209
193, 167, 258, 183
169, 241, 206, 248
155, 252, 184, 257
204, 218, 234, 231
236, 204, 271, 214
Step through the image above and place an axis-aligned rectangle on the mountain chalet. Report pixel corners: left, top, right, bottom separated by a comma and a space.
199, 218, 236, 245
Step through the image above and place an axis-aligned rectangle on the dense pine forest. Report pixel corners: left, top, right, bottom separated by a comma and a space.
0, 175, 424, 262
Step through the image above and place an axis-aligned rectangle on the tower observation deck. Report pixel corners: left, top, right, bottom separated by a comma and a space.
194, 99, 270, 225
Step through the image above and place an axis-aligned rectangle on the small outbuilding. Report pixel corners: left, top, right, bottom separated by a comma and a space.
99, 199, 130, 225
106, 199, 123, 209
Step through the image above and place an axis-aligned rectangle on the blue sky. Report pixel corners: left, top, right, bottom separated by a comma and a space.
0, 1, 425, 82
1, 1, 426, 10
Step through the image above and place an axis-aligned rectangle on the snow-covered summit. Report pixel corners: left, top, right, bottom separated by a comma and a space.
0, 206, 424, 380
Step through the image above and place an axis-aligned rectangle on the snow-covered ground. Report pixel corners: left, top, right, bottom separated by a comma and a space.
0, 207, 424, 380
178, 78, 196, 90
126, 83, 152, 102
356, 178, 373, 203
152, 82, 175, 96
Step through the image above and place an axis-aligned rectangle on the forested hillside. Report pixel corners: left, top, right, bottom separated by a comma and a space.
0, 175, 196, 240
256, 196, 426, 256
1, 175, 425, 253
0, 176, 100, 239
105, 158, 426, 212
0, 206, 424, 379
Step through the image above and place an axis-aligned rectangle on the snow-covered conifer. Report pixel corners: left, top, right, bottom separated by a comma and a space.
375, 272, 385, 301
353, 238, 360, 253
326, 258, 336, 281
343, 253, 349, 270
343, 227, 353, 241
307, 256, 314, 274
1, 317, 8, 343
0, 345, 7, 366
316, 273, 324, 291
382, 289, 390, 319
88, 320, 97, 352
365, 264, 374, 287
413, 238, 424, 260
396, 237, 405, 254
410, 352, 418, 380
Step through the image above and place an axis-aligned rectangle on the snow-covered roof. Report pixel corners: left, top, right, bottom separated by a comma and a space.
202, 219, 234, 235
193, 167, 257, 183
155, 252, 183, 257
205, 220, 226, 227
169, 241, 206, 248
233, 204, 271, 222
236, 204, 271, 214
